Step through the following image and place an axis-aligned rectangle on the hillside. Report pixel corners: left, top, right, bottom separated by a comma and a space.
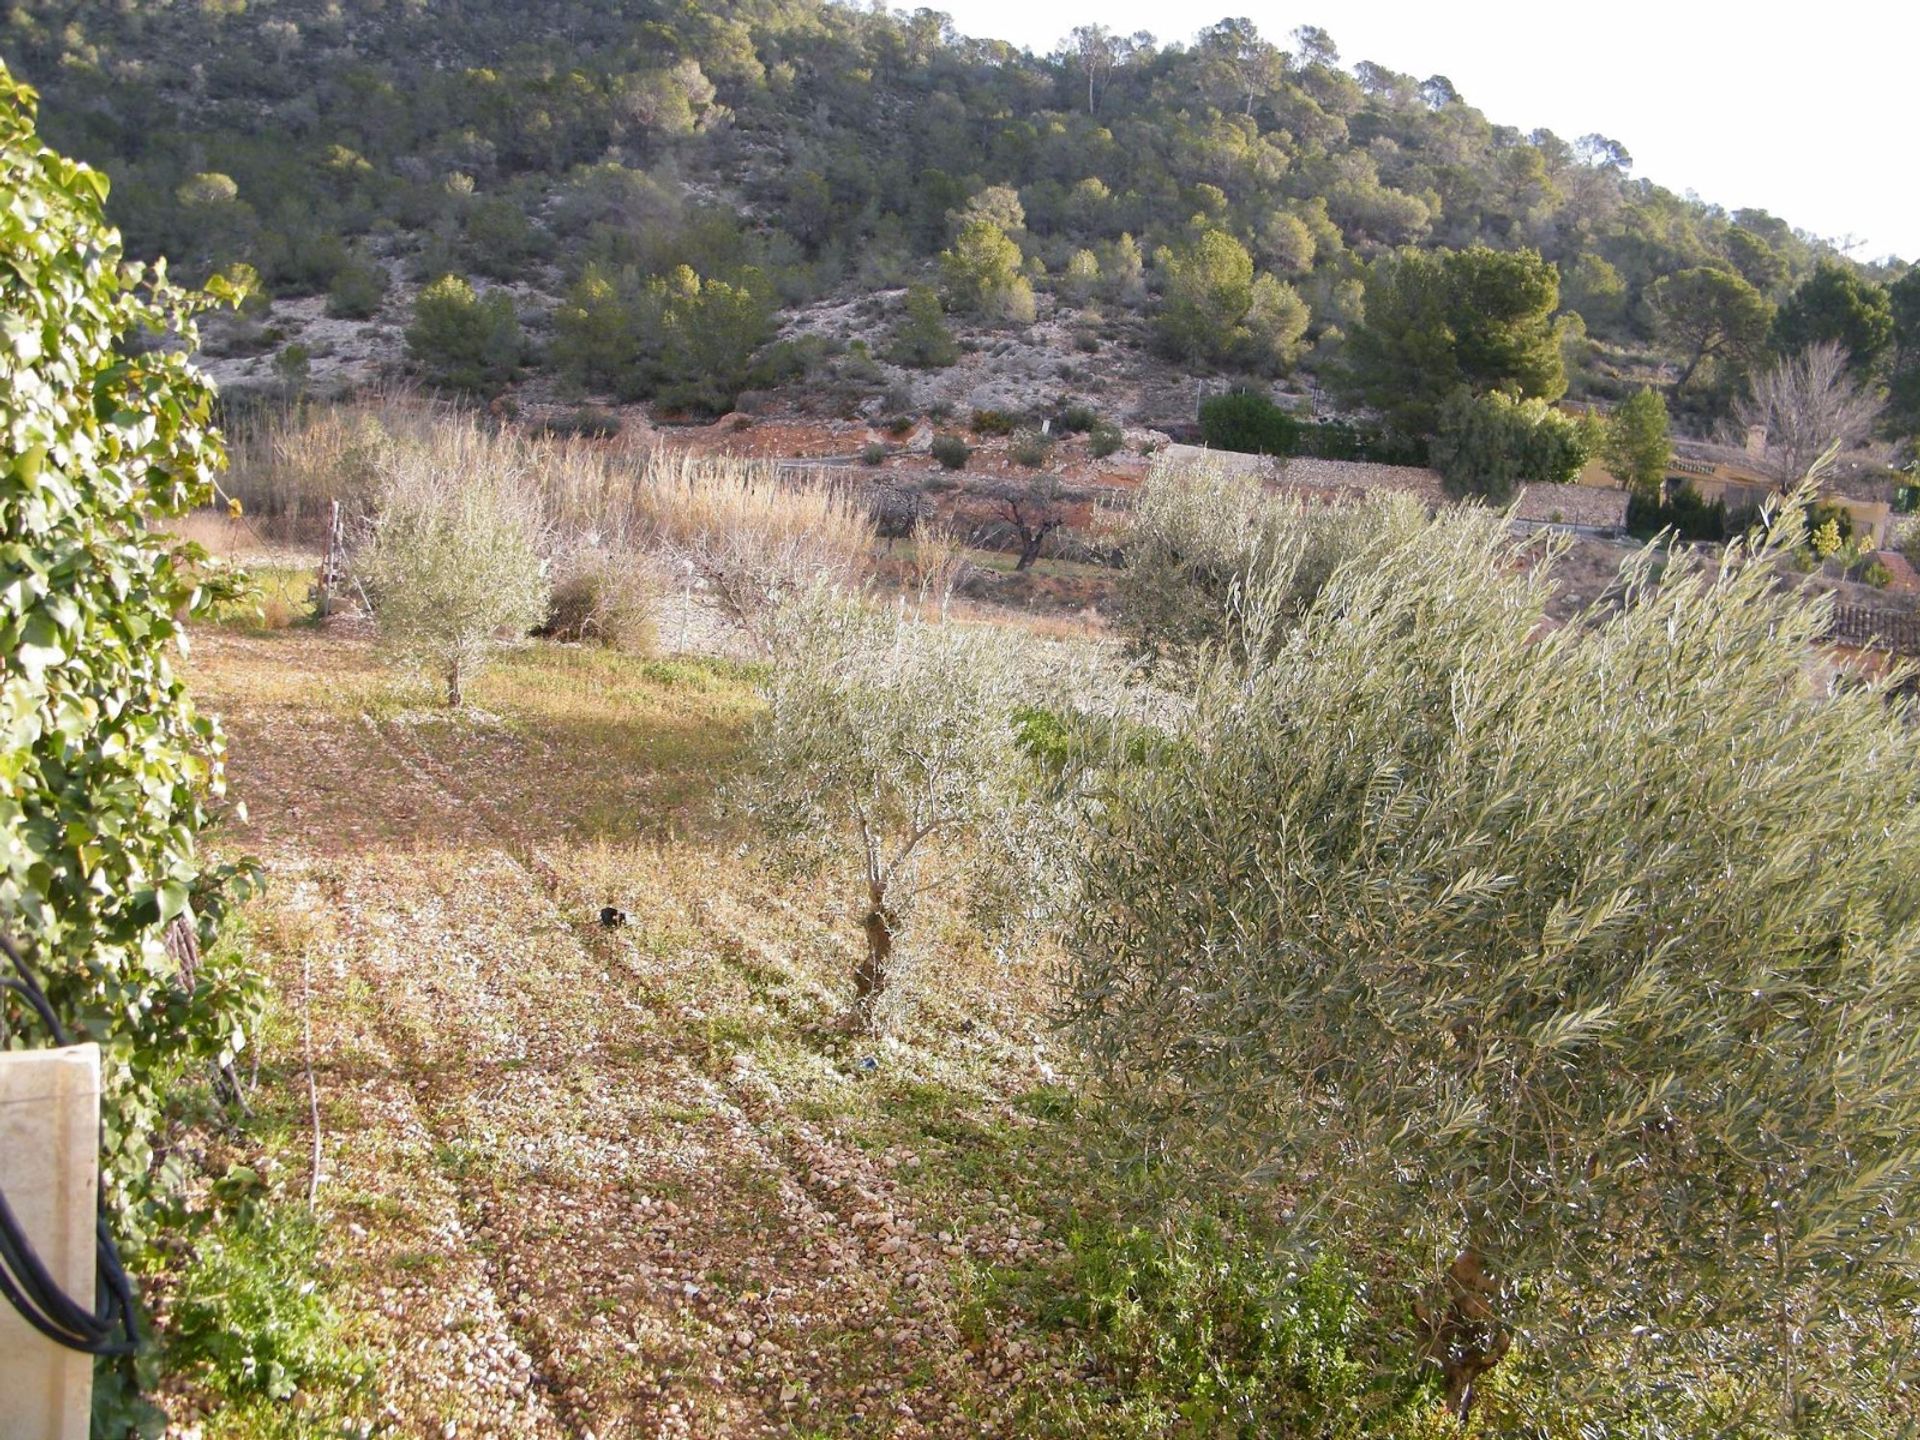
9, 0, 1915, 444
20, 30, 1920, 1439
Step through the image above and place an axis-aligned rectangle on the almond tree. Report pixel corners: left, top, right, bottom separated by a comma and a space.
1733, 340, 1887, 484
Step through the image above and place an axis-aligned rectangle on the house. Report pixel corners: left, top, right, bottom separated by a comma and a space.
1577, 425, 1894, 547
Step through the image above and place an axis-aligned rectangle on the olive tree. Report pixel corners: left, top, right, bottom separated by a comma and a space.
1068, 504, 1920, 1430
744, 591, 1037, 1026
1112, 458, 1428, 678
353, 425, 550, 705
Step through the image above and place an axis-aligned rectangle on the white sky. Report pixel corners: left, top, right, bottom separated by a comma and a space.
931, 0, 1919, 263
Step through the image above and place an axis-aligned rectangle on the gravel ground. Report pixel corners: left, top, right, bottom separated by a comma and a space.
178, 628, 1078, 1439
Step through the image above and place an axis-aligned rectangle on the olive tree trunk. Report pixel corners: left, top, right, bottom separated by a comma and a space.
1421, 1248, 1511, 1418
853, 888, 897, 1023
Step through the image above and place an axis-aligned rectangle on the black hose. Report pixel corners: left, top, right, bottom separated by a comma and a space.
0, 931, 141, 1356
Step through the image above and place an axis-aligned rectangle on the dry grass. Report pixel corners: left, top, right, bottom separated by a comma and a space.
627, 448, 872, 643
226, 401, 875, 649
176, 622, 1082, 1438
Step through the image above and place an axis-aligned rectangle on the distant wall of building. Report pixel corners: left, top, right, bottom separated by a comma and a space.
1157, 444, 1628, 536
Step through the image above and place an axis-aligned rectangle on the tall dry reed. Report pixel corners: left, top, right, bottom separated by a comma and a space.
230, 399, 875, 647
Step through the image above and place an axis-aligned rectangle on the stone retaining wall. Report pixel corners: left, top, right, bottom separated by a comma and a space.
1157, 444, 1628, 535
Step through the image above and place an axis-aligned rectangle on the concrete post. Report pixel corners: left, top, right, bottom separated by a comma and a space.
0, 1043, 100, 1440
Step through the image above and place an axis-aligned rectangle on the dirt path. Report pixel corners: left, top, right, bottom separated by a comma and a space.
192, 629, 1060, 1439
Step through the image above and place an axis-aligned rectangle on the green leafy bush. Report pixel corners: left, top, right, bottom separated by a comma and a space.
324, 260, 387, 319
1292, 419, 1431, 467
931, 433, 971, 470
1008, 429, 1052, 468
1431, 389, 1597, 501
1808, 500, 1855, 552
941, 217, 1035, 323
1627, 484, 1728, 541
1043, 1216, 1437, 1438
1199, 390, 1299, 456
0, 62, 260, 1220
861, 441, 888, 466
1088, 421, 1125, 459
972, 408, 1019, 436
167, 1198, 363, 1403
406, 273, 524, 397
887, 283, 958, 368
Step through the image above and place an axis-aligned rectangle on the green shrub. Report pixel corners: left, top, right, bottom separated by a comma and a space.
861, 441, 888, 466
406, 273, 523, 397
887, 282, 958, 368
1035, 1215, 1438, 1437
932, 433, 971, 470
1057, 402, 1100, 433
749, 336, 819, 388
1863, 558, 1894, 588
941, 217, 1035, 323
1808, 501, 1856, 553
167, 1198, 364, 1403
325, 260, 387, 319
1089, 421, 1125, 459
1011, 704, 1076, 773
1810, 515, 1843, 560
972, 408, 1019, 436
886, 414, 916, 437
272, 342, 310, 393
1009, 429, 1053, 467
1293, 419, 1430, 467
1627, 484, 1728, 542
1431, 389, 1597, 502
1199, 390, 1299, 456
0, 62, 261, 1223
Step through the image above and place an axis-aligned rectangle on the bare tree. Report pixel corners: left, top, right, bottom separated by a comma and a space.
1731, 340, 1887, 484
995, 474, 1066, 570
1061, 24, 1117, 114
